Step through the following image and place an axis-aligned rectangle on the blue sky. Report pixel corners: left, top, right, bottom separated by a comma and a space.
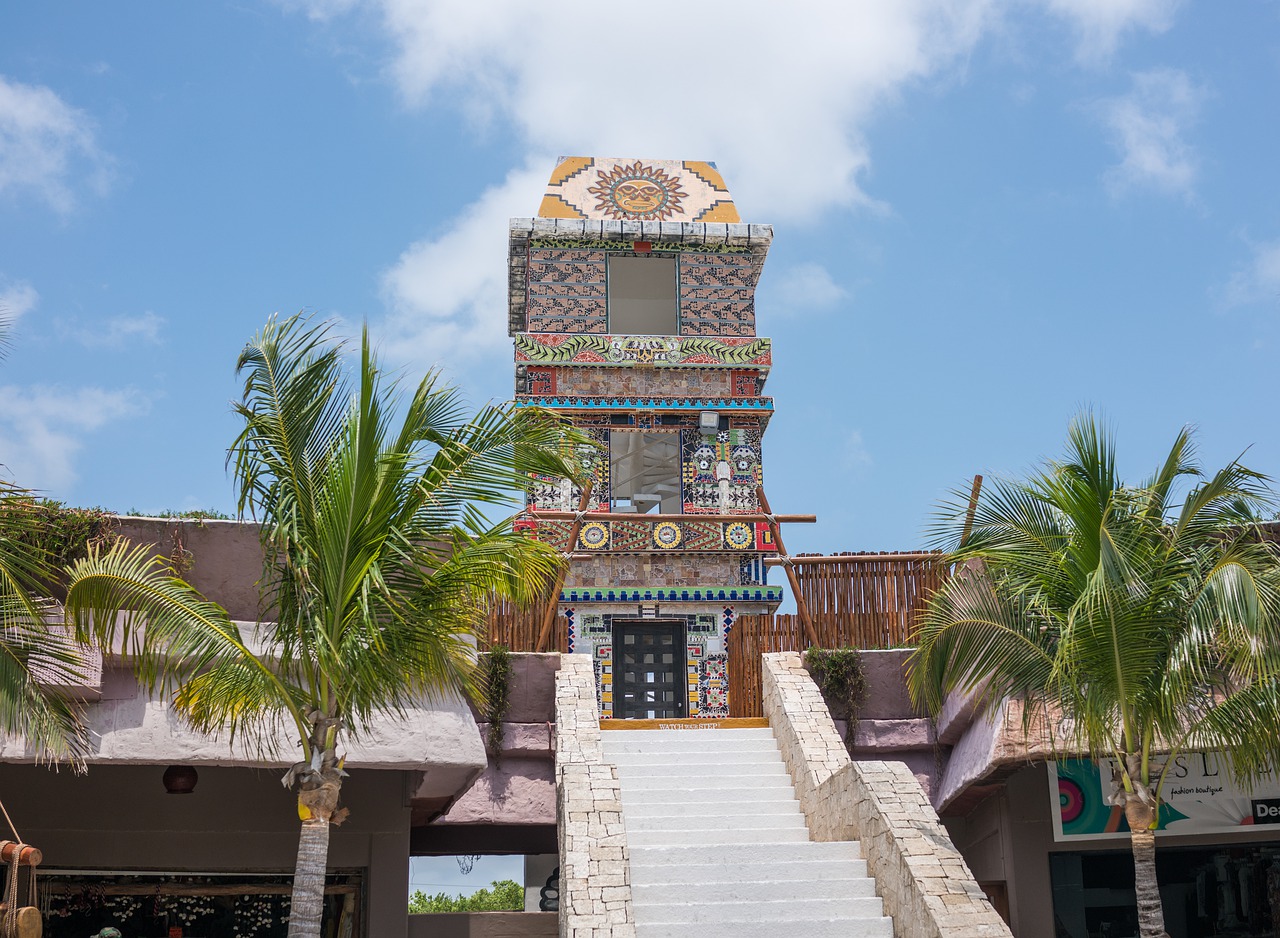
3, 0, 1279, 558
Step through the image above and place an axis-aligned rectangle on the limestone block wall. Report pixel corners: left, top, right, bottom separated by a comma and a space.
762, 652, 1012, 938
554, 653, 636, 937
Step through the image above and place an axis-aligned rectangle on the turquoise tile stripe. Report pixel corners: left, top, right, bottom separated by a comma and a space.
558, 586, 784, 603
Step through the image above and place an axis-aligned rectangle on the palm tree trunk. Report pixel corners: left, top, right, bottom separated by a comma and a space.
1124, 799, 1169, 938
289, 814, 331, 938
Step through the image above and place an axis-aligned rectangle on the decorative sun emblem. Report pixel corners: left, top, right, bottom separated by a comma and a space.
588, 161, 687, 220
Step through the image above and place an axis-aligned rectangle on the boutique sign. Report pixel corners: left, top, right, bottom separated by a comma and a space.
1050, 754, 1280, 841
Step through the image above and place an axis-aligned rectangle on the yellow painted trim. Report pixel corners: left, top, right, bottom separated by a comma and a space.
600, 717, 769, 730
684, 160, 729, 192
549, 156, 594, 186
695, 200, 741, 223
538, 194, 587, 219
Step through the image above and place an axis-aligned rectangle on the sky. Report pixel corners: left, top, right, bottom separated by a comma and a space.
2, 0, 1280, 561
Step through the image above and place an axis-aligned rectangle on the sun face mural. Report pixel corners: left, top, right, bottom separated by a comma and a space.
538, 157, 741, 223
587, 161, 686, 221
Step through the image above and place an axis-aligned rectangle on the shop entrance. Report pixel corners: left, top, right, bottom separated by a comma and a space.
612, 620, 686, 720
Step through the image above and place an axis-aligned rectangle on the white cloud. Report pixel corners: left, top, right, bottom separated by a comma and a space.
58, 311, 165, 349
0, 75, 112, 214
0, 385, 150, 491
1099, 68, 1203, 198
0, 279, 38, 324
368, 1, 1001, 222
768, 263, 848, 313
1042, 0, 1181, 64
843, 430, 873, 471
1223, 240, 1280, 310
376, 160, 550, 363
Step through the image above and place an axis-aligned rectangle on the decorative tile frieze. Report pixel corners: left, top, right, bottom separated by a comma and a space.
524, 517, 777, 554
514, 395, 772, 411
514, 333, 771, 368
559, 586, 784, 603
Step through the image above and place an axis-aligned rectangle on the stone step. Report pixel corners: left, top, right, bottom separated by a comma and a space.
602, 727, 777, 742
633, 876, 878, 904
620, 785, 796, 804
629, 857, 870, 885
625, 811, 808, 832
628, 841, 862, 866
620, 799, 802, 818
613, 761, 790, 778
627, 827, 812, 846
635, 915, 894, 938
610, 749, 782, 766
635, 896, 885, 924
603, 737, 780, 754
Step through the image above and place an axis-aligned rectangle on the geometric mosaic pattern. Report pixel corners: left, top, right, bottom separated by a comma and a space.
521, 517, 778, 553
538, 157, 739, 223
559, 586, 783, 603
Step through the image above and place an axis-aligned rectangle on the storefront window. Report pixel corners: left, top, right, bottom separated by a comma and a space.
1050, 842, 1280, 938
22, 870, 362, 937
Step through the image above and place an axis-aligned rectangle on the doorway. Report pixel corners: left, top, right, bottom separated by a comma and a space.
612, 620, 687, 719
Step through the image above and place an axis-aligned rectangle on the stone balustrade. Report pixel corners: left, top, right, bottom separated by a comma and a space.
554, 653, 636, 937
762, 652, 1012, 938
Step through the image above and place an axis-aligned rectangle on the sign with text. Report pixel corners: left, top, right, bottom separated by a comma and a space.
1050, 754, 1280, 841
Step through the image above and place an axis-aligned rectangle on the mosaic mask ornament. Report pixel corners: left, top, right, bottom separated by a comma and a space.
588, 161, 687, 221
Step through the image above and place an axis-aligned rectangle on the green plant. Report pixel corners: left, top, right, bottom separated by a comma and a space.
804, 647, 867, 745
408, 879, 524, 913
482, 645, 512, 760
0, 498, 118, 569
66, 313, 583, 938
908, 415, 1280, 938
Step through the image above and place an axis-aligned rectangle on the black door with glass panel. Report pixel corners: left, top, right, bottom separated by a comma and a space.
613, 620, 687, 719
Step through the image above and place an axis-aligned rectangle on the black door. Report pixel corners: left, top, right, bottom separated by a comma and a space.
613, 620, 687, 719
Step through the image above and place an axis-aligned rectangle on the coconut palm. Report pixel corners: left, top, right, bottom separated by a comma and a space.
65, 313, 581, 938
908, 415, 1280, 938
0, 312, 103, 762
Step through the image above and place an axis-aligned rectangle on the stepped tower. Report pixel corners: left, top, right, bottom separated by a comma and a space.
510, 157, 782, 720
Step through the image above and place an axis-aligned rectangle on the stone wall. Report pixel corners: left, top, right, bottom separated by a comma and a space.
554, 654, 636, 937
762, 652, 1011, 938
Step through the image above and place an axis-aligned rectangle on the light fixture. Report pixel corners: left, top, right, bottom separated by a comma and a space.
163, 764, 198, 795
699, 411, 719, 434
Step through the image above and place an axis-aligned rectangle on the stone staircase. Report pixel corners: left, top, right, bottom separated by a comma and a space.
600, 727, 894, 938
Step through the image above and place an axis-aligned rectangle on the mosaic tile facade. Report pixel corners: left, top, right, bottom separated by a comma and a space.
521, 248, 763, 337
678, 253, 761, 337
539, 157, 740, 223
525, 248, 608, 333
566, 611, 730, 718
682, 428, 763, 514
513, 158, 786, 723
530, 367, 737, 399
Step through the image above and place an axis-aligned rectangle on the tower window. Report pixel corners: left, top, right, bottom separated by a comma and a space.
609, 431, 682, 514
607, 256, 677, 335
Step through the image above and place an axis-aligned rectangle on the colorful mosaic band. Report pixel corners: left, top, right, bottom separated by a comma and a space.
559, 586, 784, 604
514, 334, 771, 368
514, 396, 772, 411
522, 518, 776, 552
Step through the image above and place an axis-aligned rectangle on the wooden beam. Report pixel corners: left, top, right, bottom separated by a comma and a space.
534, 480, 593, 653
960, 474, 984, 547
756, 486, 819, 648
530, 510, 816, 524
764, 552, 943, 565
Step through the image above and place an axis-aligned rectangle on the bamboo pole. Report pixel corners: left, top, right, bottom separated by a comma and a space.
756, 485, 819, 648
961, 474, 984, 546
534, 480, 593, 653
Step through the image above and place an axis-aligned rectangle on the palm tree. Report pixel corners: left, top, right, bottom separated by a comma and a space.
908, 415, 1280, 938
65, 314, 581, 938
0, 311, 106, 762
